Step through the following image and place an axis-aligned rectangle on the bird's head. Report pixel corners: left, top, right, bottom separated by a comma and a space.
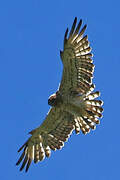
48, 93, 57, 106
48, 91, 62, 106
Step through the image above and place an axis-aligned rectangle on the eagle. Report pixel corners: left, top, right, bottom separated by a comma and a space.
16, 17, 103, 172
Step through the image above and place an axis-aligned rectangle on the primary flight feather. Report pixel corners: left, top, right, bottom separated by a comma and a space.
16, 17, 103, 172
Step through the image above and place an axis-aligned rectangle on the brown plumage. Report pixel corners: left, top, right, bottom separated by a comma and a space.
16, 17, 103, 172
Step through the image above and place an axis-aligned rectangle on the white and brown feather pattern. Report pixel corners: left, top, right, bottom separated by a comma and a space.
16, 107, 75, 172
59, 17, 94, 95
51, 114, 75, 142
74, 91, 103, 135
16, 17, 104, 173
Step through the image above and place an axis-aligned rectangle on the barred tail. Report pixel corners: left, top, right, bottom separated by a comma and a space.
74, 91, 103, 134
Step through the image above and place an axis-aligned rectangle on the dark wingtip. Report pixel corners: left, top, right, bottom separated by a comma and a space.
18, 146, 24, 153
16, 162, 19, 166
80, 19, 82, 23
79, 19, 82, 26
17, 141, 27, 152
68, 17, 78, 38
25, 159, 32, 172
74, 19, 82, 34
64, 28, 68, 39
20, 167, 23, 171
16, 150, 26, 167
19, 155, 28, 172
74, 17, 77, 21
84, 24, 87, 29
25, 167, 29, 173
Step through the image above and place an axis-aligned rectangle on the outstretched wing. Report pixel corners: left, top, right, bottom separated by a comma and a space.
16, 106, 74, 172
59, 18, 103, 135
59, 17, 94, 95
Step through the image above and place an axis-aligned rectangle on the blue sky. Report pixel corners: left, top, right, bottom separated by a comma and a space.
0, 0, 120, 179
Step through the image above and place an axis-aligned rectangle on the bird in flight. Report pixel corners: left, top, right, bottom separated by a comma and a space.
16, 17, 103, 172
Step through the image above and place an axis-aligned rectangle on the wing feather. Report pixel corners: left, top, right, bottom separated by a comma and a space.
16, 106, 74, 172
68, 17, 77, 38
59, 17, 94, 95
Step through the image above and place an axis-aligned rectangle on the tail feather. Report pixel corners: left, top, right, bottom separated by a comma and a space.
75, 117, 90, 134
86, 91, 100, 100
74, 91, 103, 135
